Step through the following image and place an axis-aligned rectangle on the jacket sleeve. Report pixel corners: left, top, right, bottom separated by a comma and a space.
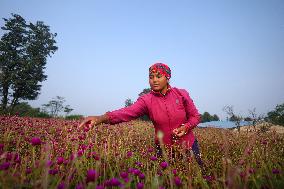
180, 89, 201, 130
106, 96, 148, 125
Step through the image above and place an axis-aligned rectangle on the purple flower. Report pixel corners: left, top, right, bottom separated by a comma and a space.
120, 172, 128, 179
57, 182, 65, 189
57, 157, 64, 165
31, 137, 42, 146
160, 161, 168, 169
174, 176, 182, 187
139, 173, 145, 179
150, 156, 158, 161
240, 171, 246, 178
272, 169, 280, 174
0, 162, 10, 170
135, 162, 143, 167
77, 150, 84, 157
0, 143, 4, 151
133, 169, 141, 176
26, 167, 32, 174
172, 169, 177, 175
48, 169, 59, 175
249, 168, 255, 174
75, 183, 84, 189
46, 160, 53, 167
148, 147, 154, 152
109, 178, 121, 186
86, 169, 97, 183
137, 182, 144, 189
127, 151, 133, 158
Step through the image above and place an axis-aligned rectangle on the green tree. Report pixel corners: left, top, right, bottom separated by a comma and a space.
201, 112, 211, 122
7, 102, 50, 117
223, 105, 242, 132
125, 98, 133, 107
139, 88, 151, 96
201, 112, 220, 122
212, 114, 220, 121
266, 103, 284, 126
0, 14, 57, 113
42, 96, 66, 117
64, 105, 74, 116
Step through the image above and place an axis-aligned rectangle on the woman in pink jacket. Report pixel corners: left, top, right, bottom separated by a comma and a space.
79, 63, 203, 170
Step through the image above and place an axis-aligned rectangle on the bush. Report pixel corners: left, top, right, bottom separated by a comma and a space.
65, 114, 84, 120
266, 103, 284, 126
1, 102, 50, 118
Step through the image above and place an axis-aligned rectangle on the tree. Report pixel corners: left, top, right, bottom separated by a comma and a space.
266, 103, 284, 126
201, 112, 220, 123
139, 88, 151, 97
212, 114, 220, 121
6, 102, 50, 117
223, 105, 242, 132
42, 96, 67, 117
125, 98, 133, 107
0, 14, 57, 113
201, 112, 211, 122
64, 105, 74, 116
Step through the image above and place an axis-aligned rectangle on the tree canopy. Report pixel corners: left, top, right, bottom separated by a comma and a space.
0, 14, 58, 113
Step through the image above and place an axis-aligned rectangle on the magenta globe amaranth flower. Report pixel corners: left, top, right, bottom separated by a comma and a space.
160, 161, 168, 169
174, 176, 182, 187
57, 157, 64, 165
109, 178, 121, 186
48, 169, 59, 175
120, 171, 128, 179
139, 173, 145, 179
30, 137, 42, 146
0, 162, 10, 170
150, 156, 158, 161
272, 169, 280, 174
86, 169, 97, 183
137, 182, 144, 189
57, 182, 65, 189
126, 151, 133, 158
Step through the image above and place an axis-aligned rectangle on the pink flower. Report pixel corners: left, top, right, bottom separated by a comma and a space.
49, 169, 59, 175
139, 173, 145, 179
150, 156, 158, 161
137, 182, 144, 189
0, 162, 10, 170
57, 182, 65, 189
174, 176, 182, 187
86, 169, 97, 183
160, 161, 168, 169
127, 151, 133, 158
57, 157, 64, 165
30, 137, 42, 146
120, 172, 128, 179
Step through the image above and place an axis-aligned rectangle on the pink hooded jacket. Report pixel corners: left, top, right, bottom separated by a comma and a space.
106, 86, 200, 149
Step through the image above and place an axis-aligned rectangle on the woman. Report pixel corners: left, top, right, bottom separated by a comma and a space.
79, 63, 204, 171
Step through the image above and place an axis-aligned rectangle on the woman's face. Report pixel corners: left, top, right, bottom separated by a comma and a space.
149, 71, 168, 92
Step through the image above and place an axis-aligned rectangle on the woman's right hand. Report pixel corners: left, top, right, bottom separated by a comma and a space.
78, 116, 100, 130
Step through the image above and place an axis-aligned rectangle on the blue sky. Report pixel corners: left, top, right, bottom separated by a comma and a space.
1, 0, 284, 119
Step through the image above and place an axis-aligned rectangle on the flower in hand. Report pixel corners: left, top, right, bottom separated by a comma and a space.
172, 124, 188, 137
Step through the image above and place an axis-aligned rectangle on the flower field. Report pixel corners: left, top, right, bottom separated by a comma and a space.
0, 116, 283, 189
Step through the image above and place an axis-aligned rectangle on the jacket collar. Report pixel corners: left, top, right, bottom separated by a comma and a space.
150, 84, 172, 97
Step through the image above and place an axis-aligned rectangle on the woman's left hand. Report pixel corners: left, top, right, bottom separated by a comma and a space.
173, 124, 188, 137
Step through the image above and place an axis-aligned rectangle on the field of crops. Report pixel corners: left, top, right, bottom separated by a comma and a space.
0, 116, 283, 189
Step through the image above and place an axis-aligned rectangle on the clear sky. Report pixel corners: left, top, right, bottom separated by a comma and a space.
1, 0, 284, 119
